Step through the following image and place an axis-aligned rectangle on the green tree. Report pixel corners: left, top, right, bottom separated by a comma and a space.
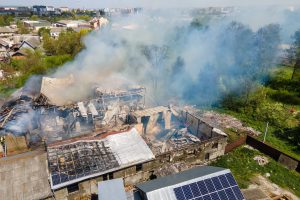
30, 15, 39, 21
0, 15, 14, 26
38, 27, 50, 36
42, 33, 57, 55
291, 30, 300, 80
16, 20, 30, 34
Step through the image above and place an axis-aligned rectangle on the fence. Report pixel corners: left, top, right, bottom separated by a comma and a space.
225, 135, 300, 172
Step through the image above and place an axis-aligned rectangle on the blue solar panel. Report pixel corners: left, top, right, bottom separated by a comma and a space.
182, 185, 193, 199
174, 187, 185, 200
197, 181, 209, 195
210, 192, 220, 200
204, 179, 215, 193
173, 172, 244, 200
225, 173, 238, 186
211, 177, 223, 190
190, 182, 201, 197
232, 186, 244, 200
224, 188, 236, 199
202, 194, 212, 200
219, 174, 230, 188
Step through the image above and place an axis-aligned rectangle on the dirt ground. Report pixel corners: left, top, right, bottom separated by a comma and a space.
246, 175, 299, 200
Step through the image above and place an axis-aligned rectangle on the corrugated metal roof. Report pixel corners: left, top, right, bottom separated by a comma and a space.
48, 128, 155, 190
107, 128, 155, 166
136, 166, 226, 193
98, 178, 126, 200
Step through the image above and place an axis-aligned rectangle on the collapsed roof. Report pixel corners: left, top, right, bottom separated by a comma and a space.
48, 128, 155, 190
39, 75, 75, 106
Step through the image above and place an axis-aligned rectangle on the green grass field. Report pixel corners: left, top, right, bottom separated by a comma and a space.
212, 146, 300, 197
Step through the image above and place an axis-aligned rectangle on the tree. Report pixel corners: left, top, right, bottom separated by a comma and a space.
0, 15, 14, 26
38, 27, 50, 36
42, 33, 56, 55
16, 20, 30, 34
291, 30, 300, 80
30, 15, 39, 21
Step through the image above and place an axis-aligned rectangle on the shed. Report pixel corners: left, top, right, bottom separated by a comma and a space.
136, 166, 245, 200
98, 178, 126, 200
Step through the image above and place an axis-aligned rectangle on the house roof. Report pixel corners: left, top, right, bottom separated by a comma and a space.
98, 179, 127, 200
10, 49, 28, 57
21, 37, 41, 49
0, 39, 9, 47
0, 27, 16, 33
39, 75, 75, 106
50, 27, 66, 33
48, 128, 155, 190
136, 166, 226, 193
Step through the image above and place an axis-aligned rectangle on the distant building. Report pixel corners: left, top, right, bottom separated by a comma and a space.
50, 27, 66, 38
90, 17, 109, 29
0, 27, 17, 37
32, 5, 47, 15
54, 20, 90, 28
23, 20, 51, 31
59, 7, 69, 12
19, 37, 41, 51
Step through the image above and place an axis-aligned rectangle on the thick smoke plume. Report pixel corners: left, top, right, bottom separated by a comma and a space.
42, 6, 300, 107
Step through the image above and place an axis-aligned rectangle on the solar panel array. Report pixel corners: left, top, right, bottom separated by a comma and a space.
48, 141, 119, 187
174, 173, 244, 200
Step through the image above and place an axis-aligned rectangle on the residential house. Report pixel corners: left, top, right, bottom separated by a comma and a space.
59, 7, 69, 12
90, 17, 109, 29
23, 20, 52, 31
0, 39, 9, 52
19, 37, 41, 51
54, 20, 90, 28
10, 37, 41, 59
50, 27, 66, 38
0, 39, 10, 61
0, 27, 17, 37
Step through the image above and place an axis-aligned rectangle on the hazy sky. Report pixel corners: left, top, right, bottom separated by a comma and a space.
1, 0, 300, 9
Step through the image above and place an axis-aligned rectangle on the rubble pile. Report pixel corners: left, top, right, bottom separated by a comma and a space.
0, 77, 146, 145
253, 155, 269, 166
200, 111, 262, 136
148, 128, 200, 155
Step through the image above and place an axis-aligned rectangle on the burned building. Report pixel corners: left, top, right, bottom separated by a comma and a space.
0, 75, 228, 199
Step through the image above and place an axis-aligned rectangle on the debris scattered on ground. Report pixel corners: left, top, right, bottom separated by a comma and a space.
244, 145, 255, 150
199, 111, 262, 136
248, 175, 299, 200
254, 155, 269, 166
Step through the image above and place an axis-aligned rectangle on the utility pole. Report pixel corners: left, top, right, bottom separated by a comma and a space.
263, 122, 269, 143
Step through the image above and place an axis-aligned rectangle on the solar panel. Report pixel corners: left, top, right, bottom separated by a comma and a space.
173, 173, 245, 200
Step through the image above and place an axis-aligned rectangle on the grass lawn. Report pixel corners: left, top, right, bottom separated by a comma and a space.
212, 146, 300, 197
217, 109, 300, 160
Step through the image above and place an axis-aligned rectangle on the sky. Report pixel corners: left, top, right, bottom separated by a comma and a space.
1, 0, 300, 9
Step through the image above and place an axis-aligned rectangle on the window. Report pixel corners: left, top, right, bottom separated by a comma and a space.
136, 164, 143, 172
67, 183, 79, 193
205, 153, 210, 161
212, 143, 218, 149
108, 172, 114, 179
103, 174, 108, 181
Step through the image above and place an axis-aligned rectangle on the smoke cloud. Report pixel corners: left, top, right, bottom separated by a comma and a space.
41, 6, 299, 107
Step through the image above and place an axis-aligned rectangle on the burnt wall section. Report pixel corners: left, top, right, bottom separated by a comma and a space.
53, 135, 227, 198
179, 110, 226, 140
